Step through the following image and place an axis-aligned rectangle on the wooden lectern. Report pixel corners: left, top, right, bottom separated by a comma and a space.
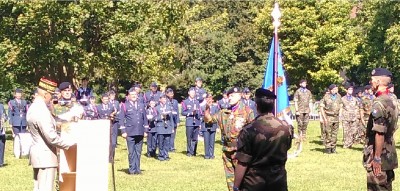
58, 120, 110, 191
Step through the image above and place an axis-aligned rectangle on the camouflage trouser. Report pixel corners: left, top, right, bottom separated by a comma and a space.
343, 120, 358, 148
324, 118, 339, 149
222, 151, 237, 191
320, 122, 326, 141
356, 118, 367, 144
296, 113, 309, 139
367, 170, 395, 191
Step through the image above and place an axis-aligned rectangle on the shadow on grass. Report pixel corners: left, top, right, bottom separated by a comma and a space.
348, 147, 364, 151
118, 168, 146, 175
310, 148, 326, 153
310, 140, 324, 146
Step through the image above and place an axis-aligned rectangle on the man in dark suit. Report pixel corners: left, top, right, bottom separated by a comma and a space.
8, 88, 28, 137
155, 95, 174, 161
218, 90, 230, 110
75, 77, 93, 101
144, 82, 162, 105
119, 88, 148, 175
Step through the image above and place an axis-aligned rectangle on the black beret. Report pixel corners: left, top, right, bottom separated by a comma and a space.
227, 87, 242, 95
15, 88, 23, 93
150, 82, 158, 87
364, 85, 372, 90
166, 88, 174, 93
328, 84, 337, 90
243, 87, 250, 93
255, 88, 276, 99
300, 79, 307, 83
388, 83, 394, 88
371, 68, 392, 77
195, 77, 203, 82
59, 82, 72, 91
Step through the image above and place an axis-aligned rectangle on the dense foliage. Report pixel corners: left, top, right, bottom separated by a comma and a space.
0, 1, 398, 101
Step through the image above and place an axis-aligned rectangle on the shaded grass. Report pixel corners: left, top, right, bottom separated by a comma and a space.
0, 121, 399, 191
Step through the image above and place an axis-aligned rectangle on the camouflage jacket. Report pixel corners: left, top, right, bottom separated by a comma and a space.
361, 95, 374, 120
205, 101, 254, 152
293, 88, 313, 113
363, 94, 398, 171
320, 93, 342, 122
236, 113, 292, 167
341, 95, 360, 121
389, 93, 399, 112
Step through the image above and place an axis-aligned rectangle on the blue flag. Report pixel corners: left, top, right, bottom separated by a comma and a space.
262, 37, 291, 119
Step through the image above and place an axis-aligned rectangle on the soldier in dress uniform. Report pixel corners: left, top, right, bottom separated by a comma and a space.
320, 84, 342, 154
144, 82, 162, 105
108, 90, 120, 154
145, 99, 158, 158
293, 79, 313, 140
242, 88, 257, 116
0, 101, 8, 167
204, 87, 254, 191
75, 77, 93, 101
218, 90, 230, 110
233, 88, 292, 191
133, 84, 145, 105
155, 95, 174, 161
194, 77, 207, 105
165, 88, 179, 152
181, 87, 203, 157
83, 96, 98, 120
8, 88, 28, 136
341, 84, 361, 149
363, 68, 398, 191
119, 88, 148, 175
97, 93, 115, 120
201, 93, 219, 159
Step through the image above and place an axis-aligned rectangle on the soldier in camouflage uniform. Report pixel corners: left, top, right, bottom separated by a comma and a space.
320, 84, 342, 154
360, 85, 375, 144
318, 88, 329, 142
341, 84, 362, 148
293, 79, 313, 140
204, 87, 254, 191
233, 88, 292, 191
363, 68, 398, 191
52, 82, 83, 191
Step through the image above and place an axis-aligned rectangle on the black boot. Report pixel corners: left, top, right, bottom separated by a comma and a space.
325, 148, 332, 154
331, 147, 337, 153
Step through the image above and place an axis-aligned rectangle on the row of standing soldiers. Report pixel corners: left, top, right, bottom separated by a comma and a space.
294, 79, 398, 154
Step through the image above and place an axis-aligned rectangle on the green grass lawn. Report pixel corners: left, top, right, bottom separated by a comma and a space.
1, 121, 399, 191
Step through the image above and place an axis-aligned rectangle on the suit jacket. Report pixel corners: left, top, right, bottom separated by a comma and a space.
83, 104, 98, 120
109, 100, 120, 122
144, 91, 162, 104
195, 87, 207, 103
76, 87, 93, 100
181, 98, 202, 127
8, 99, 28, 126
167, 98, 180, 128
119, 101, 148, 136
155, 103, 174, 134
97, 103, 114, 120
27, 98, 72, 168
146, 107, 158, 133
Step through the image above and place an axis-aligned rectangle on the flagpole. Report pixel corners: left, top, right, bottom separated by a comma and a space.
271, 2, 281, 115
